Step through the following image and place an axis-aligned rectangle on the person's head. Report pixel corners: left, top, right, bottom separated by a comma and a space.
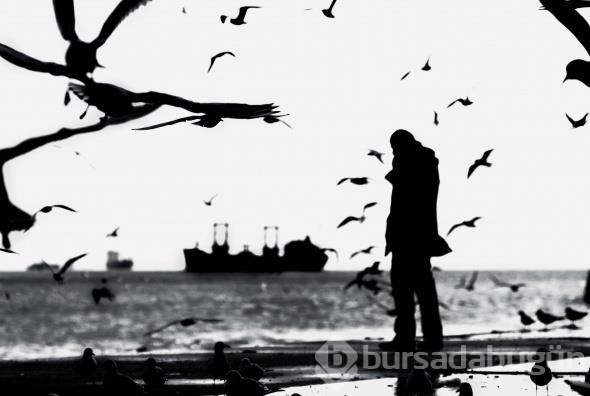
389, 129, 416, 156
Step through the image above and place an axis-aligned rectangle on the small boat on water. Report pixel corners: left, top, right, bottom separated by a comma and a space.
184, 223, 328, 273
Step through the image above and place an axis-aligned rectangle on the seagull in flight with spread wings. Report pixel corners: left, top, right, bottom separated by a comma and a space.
467, 149, 493, 178
447, 217, 482, 236
43, 253, 88, 284
337, 202, 377, 228
144, 317, 224, 337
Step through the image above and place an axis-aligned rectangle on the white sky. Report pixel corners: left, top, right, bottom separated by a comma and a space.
1, 0, 590, 271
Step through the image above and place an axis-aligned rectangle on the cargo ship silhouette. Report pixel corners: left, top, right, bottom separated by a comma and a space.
184, 223, 328, 272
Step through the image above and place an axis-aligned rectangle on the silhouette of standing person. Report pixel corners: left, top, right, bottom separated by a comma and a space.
380, 129, 451, 352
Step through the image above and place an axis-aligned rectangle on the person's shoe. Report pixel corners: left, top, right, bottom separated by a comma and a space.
416, 340, 443, 352
378, 339, 415, 352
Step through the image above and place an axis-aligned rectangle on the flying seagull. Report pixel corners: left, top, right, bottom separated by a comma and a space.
106, 227, 119, 238
322, 0, 338, 18
447, 97, 473, 108
220, 6, 261, 25
467, 149, 493, 178
566, 112, 588, 128
263, 114, 292, 128
43, 253, 88, 284
204, 195, 217, 206
53, 0, 153, 77
349, 246, 376, 260
33, 204, 76, 218
337, 177, 370, 186
433, 111, 439, 126
401, 71, 411, 81
539, 0, 590, 87
421, 58, 431, 71
337, 202, 377, 228
489, 275, 526, 292
447, 217, 482, 236
208, 51, 236, 73
367, 149, 385, 163
144, 317, 224, 337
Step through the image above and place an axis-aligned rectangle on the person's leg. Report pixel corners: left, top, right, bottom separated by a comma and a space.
414, 257, 443, 350
390, 254, 416, 350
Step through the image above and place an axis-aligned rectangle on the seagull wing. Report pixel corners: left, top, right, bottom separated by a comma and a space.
489, 274, 510, 287
467, 271, 478, 288
0, 43, 73, 78
58, 253, 88, 275
447, 99, 459, 108
337, 216, 359, 228
447, 223, 462, 236
0, 248, 17, 254
93, 0, 153, 48
52, 0, 78, 41
237, 6, 261, 20
467, 162, 478, 178
337, 178, 349, 185
134, 116, 201, 131
143, 320, 180, 337
540, 0, 590, 56
363, 202, 378, 211
208, 52, 235, 73
349, 250, 361, 259
566, 113, 576, 126
470, 216, 482, 225
41, 261, 56, 275
481, 149, 494, 162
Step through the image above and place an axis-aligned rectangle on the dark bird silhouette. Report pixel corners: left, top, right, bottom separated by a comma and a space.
337, 202, 377, 228
447, 97, 473, 108
467, 149, 493, 178
433, 111, 439, 126
364, 261, 383, 275
565, 306, 588, 324
421, 58, 431, 71
447, 217, 482, 236
454, 271, 478, 291
33, 204, 77, 218
221, 6, 261, 25
536, 309, 565, 329
43, 253, 88, 284
541, 0, 590, 9
320, 248, 339, 260
204, 195, 217, 206
92, 287, 115, 305
322, 0, 338, 18
239, 358, 269, 381
530, 348, 552, 393
182, 7, 187, 14
337, 177, 370, 186
209, 341, 231, 383
457, 382, 473, 396
103, 359, 145, 396
225, 370, 268, 396
143, 357, 167, 390
106, 227, 119, 237
518, 311, 536, 329
0, 248, 17, 254
343, 262, 385, 291
539, 0, 590, 87
566, 112, 588, 128
349, 246, 376, 259
76, 347, 98, 383
367, 149, 385, 163
52, 0, 152, 77
208, 51, 236, 73
144, 317, 223, 337
401, 71, 411, 81
490, 275, 527, 292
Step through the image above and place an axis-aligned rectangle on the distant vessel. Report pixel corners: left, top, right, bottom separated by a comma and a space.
27, 263, 58, 272
184, 223, 328, 273
106, 251, 133, 271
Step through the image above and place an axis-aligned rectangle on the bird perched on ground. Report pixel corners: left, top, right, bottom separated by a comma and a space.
447, 217, 482, 236
208, 51, 235, 73
490, 275, 527, 292
367, 149, 385, 163
322, 0, 338, 18
204, 195, 217, 206
337, 202, 377, 228
209, 342, 231, 383
566, 113, 588, 128
530, 348, 552, 393
454, 272, 478, 291
103, 359, 145, 396
143, 357, 167, 390
43, 253, 88, 284
467, 149, 493, 178
421, 58, 431, 71
457, 382, 473, 396
565, 306, 588, 325
349, 246, 376, 259
239, 358, 268, 381
447, 97, 473, 108
539, 0, 590, 87
518, 311, 536, 329
76, 348, 98, 383
225, 370, 268, 396
144, 317, 223, 336
221, 6, 261, 25
106, 227, 119, 238
536, 309, 565, 329
52, 0, 153, 77
434, 111, 439, 126
343, 262, 386, 291
337, 177, 370, 186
